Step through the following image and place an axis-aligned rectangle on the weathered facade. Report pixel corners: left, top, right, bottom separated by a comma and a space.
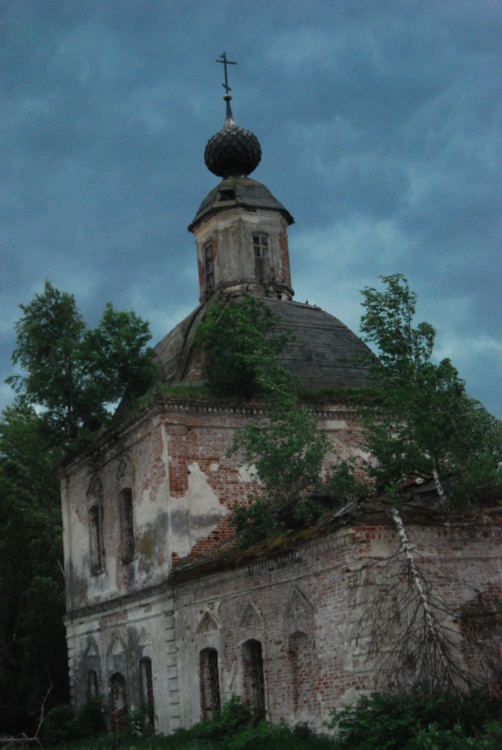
61, 393, 502, 733
61, 87, 502, 734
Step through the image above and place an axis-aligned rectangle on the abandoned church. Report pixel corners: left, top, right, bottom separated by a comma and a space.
61, 72, 502, 735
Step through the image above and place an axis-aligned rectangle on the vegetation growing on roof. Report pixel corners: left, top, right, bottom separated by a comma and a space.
358, 274, 502, 505
195, 293, 293, 398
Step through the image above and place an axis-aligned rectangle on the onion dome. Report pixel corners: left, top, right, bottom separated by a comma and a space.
204, 95, 262, 178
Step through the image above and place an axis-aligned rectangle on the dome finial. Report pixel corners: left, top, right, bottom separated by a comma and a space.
204, 53, 262, 178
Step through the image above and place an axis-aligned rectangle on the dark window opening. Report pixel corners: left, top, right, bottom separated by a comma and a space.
120, 488, 135, 563
109, 673, 128, 732
140, 657, 155, 728
218, 189, 235, 201
242, 639, 265, 718
204, 242, 215, 292
253, 235, 270, 282
87, 669, 98, 698
200, 647, 221, 719
89, 504, 104, 575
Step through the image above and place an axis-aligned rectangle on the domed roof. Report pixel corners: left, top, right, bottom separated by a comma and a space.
204, 95, 262, 178
154, 297, 372, 391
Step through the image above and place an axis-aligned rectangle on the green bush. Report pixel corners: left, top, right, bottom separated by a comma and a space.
75, 694, 106, 737
226, 719, 286, 749
232, 499, 277, 547
43, 696, 107, 746
42, 703, 77, 746
327, 689, 502, 750
188, 695, 253, 742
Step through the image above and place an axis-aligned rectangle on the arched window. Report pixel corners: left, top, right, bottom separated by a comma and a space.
119, 488, 135, 563
140, 657, 155, 727
204, 241, 215, 292
200, 647, 221, 719
87, 669, 98, 698
241, 639, 265, 718
89, 504, 104, 574
253, 234, 270, 281
109, 672, 128, 732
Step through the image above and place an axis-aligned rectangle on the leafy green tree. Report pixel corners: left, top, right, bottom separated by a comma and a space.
359, 274, 502, 502
0, 399, 67, 733
231, 386, 329, 510
7, 281, 157, 443
196, 293, 292, 398
1, 285, 157, 732
197, 294, 331, 538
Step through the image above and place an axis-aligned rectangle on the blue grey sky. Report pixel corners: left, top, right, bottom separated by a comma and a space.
1, 0, 501, 417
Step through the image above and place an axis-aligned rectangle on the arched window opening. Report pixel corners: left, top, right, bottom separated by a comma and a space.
253, 234, 270, 281
109, 672, 128, 732
241, 639, 265, 718
87, 669, 98, 698
140, 657, 155, 728
89, 504, 104, 574
119, 488, 135, 563
200, 647, 221, 719
204, 241, 215, 292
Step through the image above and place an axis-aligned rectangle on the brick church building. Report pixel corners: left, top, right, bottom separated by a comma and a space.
61, 77, 501, 735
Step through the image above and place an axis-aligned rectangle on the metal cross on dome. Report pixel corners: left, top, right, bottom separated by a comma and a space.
216, 52, 237, 95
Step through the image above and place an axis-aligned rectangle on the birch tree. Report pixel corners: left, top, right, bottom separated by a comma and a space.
359, 274, 502, 504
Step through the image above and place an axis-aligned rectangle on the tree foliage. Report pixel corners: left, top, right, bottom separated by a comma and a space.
7, 281, 157, 444
231, 387, 329, 509
328, 688, 502, 749
359, 274, 502, 501
197, 294, 332, 538
196, 293, 292, 398
0, 399, 67, 733
1, 284, 158, 732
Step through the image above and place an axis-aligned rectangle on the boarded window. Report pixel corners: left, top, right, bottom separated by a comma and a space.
109, 672, 128, 732
140, 657, 155, 727
204, 241, 215, 291
89, 504, 104, 575
200, 647, 221, 719
253, 235, 270, 281
119, 488, 135, 563
242, 639, 265, 718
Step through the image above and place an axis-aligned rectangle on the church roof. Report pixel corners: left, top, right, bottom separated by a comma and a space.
156, 64, 372, 395
188, 175, 294, 232
154, 297, 372, 391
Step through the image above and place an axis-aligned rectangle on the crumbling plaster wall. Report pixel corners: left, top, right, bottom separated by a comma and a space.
61, 406, 172, 612
61, 397, 366, 612
62, 396, 369, 731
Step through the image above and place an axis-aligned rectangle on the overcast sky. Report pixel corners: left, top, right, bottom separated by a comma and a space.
2, 0, 501, 418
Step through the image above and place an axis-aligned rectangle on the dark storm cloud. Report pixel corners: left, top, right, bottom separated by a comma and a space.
1, 0, 501, 416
